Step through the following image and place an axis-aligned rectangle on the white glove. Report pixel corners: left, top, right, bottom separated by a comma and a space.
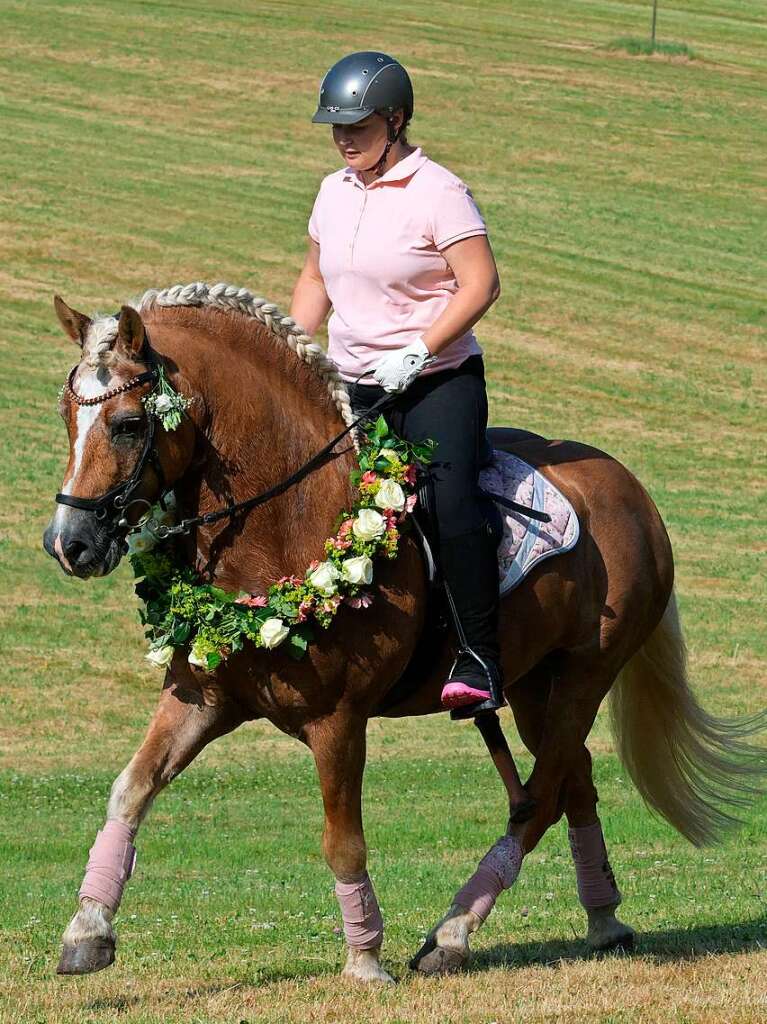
371, 339, 437, 393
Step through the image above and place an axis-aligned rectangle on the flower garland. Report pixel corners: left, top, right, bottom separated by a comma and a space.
129, 415, 434, 672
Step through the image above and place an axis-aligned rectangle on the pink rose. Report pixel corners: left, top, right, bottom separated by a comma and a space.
338, 519, 353, 537
235, 594, 268, 607
361, 471, 378, 485
405, 493, 417, 513
308, 559, 321, 571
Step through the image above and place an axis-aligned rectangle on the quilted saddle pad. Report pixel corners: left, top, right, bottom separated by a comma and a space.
479, 449, 580, 597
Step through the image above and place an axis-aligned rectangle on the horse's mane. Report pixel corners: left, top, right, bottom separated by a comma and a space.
82, 281, 355, 428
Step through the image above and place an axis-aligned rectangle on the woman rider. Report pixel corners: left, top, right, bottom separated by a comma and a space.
290, 51, 503, 718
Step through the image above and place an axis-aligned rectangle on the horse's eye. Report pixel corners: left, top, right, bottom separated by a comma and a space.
111, 417, 143, 440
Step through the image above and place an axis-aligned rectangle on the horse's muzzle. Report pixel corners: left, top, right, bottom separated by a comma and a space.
43, 515, 124, 578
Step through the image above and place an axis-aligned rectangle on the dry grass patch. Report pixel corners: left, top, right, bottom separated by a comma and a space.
3, 952, 767, 1024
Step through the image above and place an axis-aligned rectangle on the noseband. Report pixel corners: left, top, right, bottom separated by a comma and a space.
55, 342, 167, 536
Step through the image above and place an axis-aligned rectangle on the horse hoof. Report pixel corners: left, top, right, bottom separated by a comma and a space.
411, 941, 467, 976
57, 938, 115, 975
341, 946, 395, 984
591, 930, 635, 955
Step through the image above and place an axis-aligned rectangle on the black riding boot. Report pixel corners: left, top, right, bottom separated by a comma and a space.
439, 520, 505, 720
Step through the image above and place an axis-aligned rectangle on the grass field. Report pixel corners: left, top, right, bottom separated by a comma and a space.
1, 1, 765, 1021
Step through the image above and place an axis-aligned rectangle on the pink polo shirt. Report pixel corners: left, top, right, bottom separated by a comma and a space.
307, 147, 487, 382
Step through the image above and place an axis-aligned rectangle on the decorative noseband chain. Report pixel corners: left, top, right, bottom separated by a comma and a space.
64, 366, 157, 406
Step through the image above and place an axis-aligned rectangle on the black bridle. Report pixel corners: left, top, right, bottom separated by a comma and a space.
55, 338, 397, 541
55, 344, 166, 536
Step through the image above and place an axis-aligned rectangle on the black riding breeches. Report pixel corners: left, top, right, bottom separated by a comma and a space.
347, 354, 494, 541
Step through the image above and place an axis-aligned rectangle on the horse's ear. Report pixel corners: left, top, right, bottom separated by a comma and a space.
115, 305, 146, 359
54, 295, 91, 346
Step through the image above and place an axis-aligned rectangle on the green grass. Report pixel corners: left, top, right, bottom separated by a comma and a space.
1, 0, 766, 1020
607, 37, 698, 58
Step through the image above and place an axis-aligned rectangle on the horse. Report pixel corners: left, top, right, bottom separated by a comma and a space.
43, 281, 765, 983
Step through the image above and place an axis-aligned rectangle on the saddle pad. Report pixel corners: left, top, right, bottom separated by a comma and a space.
479, 450, 580, 597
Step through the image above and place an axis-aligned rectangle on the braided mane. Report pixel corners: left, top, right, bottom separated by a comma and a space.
138, 282, 355, 429
81, 281, 355, 429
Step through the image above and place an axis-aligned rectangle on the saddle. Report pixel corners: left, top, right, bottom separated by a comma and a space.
377, 429, 580, 714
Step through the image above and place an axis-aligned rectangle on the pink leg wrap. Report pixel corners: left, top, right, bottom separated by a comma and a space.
335, 873, 384, 950
453, 835, 523, 922
78, 819, 137, 914
568, 820, 621, 910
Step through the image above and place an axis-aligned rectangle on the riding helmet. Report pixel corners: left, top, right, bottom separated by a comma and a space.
312, 51, 414, 125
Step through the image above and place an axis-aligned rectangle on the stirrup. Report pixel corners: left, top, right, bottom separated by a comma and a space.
443, 646, 505, 721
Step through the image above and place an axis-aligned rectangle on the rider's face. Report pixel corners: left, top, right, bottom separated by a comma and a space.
332, 113, 395, 170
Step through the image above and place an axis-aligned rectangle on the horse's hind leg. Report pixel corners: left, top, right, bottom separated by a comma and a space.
412, 660, 626, 975
509, 666, 634, 951
564, 749, 635, 953
57, 679, 243, 975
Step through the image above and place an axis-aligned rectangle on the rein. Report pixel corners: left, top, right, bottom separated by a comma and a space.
153, 387, 397, 540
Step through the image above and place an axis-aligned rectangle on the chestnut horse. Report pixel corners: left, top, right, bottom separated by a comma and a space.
44, 282, 764, 983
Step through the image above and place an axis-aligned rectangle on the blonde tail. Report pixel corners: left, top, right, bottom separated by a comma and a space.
609, 590, 766, 846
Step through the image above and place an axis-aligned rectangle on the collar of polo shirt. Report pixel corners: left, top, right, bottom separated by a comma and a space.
343, 146, 428, 189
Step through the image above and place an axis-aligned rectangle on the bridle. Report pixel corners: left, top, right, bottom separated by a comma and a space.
55, 337, 397, 542
55, 342, 166, 536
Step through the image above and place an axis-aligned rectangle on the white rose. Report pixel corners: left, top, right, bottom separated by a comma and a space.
154, 394, 174, 413
260, 617, 289, 649
145, 645, 174, 669
127, 528, 157, 555
374, 479, 406, 511
353, 508, 386, 542
187, 642, 209, 669
341, 555, 373, 585
308, 560, 340, 595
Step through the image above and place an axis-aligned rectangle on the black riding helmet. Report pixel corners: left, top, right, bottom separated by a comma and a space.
312, 51, 414, 126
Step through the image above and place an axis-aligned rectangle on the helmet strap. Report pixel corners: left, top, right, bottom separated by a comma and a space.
359, 117, 402, 176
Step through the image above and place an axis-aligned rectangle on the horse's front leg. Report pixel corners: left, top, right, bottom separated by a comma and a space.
58, 678, 243, 975
306, 713, 393, 984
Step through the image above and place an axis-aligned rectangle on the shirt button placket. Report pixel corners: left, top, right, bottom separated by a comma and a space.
349, 186, 368, 270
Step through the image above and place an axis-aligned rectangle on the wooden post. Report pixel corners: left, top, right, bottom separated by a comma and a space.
651, 0, 659, 47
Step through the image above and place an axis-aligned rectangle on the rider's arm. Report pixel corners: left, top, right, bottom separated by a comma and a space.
421, 234, 501, 358
290, 239, 331, 336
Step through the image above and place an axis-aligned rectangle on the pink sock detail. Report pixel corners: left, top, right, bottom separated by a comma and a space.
78, 819, 137, 914
453, 834, 523, 922
568, 820, 621, 909
335, 873, 384, 950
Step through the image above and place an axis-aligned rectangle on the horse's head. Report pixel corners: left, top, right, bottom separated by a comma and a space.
43, 296, 194, 578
